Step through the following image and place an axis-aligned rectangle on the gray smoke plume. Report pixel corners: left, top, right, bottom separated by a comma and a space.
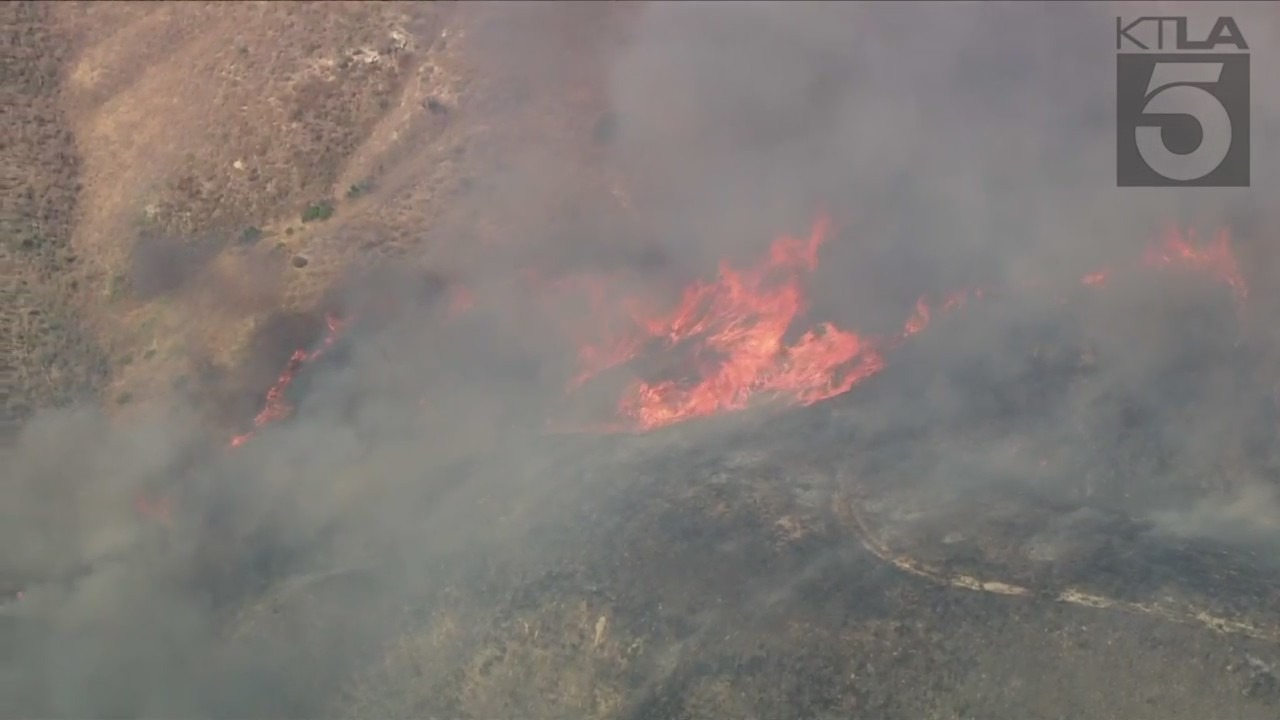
4, 2, 1280, 717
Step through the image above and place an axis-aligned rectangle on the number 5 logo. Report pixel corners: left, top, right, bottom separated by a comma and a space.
1134, 62, 1232, 182
1117, 53, 1248, 187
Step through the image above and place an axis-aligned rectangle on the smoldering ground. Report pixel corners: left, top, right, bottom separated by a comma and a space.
5, 2, 1280, 717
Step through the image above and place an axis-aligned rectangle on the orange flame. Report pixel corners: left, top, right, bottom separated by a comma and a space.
559, 220, 1246, 432
229, 313, 350, 448
218, 222, 1246, 443
563, 217, 871, 428
136, 218, 1250, 525
563, 217, 979, 431
1143, 226, 1247, 302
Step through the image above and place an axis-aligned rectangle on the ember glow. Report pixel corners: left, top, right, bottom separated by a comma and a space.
1074, 226, 1247, 300
447, 285, 476, 318
229, 313, 350, 448
1081, 270, 1110, 287
1143, 226, 1248, 302
897, 290, 980, 345
133, 492, 173, 526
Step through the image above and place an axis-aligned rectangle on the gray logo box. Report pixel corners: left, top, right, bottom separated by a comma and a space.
1117, 53, 1250, 187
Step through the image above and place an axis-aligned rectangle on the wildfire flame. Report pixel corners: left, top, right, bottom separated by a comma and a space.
216, 221, 1252, 440
1074, 226, 1247, 300
135, 216, 1248, 522
557, 220, 1246, 432
229, 313, 350, 448
561, 217, 980, 430
1142, 226, 1247, 302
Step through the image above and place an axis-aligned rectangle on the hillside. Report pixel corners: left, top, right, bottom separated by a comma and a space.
5, 4, 1280, 719
3, 0, 637, 433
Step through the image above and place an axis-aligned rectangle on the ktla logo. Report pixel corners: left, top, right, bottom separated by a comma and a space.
1116, 16, 1250, 187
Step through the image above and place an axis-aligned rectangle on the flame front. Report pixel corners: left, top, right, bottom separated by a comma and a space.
223, 220, 1248, 440
564, 217, 974, 430
133, 217, 1247, 524
630, 221, 854, 425
229, 313, 349, 448
559, 219, 1246, 432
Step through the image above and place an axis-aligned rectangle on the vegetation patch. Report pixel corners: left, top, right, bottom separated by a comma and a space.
346, 180, 375, 200
240, 226, 264, 244
301, 200, 336, 223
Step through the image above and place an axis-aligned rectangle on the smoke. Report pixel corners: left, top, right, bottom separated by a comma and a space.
602, 0, 1280, 522
610, 2, 1277, 324
4, 2, 1280, 716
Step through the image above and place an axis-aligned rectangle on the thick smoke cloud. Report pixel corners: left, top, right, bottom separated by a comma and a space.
4, 2, 1280, 716
605, 0, 1280, 531
610, 2, 1276, 325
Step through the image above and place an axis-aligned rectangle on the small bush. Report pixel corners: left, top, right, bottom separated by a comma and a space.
106, 272, 131, 301
347, 180, 374, 199
301, 201, 335, 223
240, 226, 264, 244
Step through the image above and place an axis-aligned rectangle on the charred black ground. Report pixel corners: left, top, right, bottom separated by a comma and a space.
318, 278, 1280, 718
13, 271, 1274, 718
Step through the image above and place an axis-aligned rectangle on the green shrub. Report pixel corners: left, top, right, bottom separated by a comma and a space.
106, 272, 131, 301
346, 180, 374, 199
301, 201, 335, 223
240, 226, 264, 244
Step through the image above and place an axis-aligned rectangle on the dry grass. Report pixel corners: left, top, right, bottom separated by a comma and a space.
3, 1, 642, 432
1, 1, 109, 432
340, 594, 633, 720
4, 1, 473, 428
3, 2, 651, 710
